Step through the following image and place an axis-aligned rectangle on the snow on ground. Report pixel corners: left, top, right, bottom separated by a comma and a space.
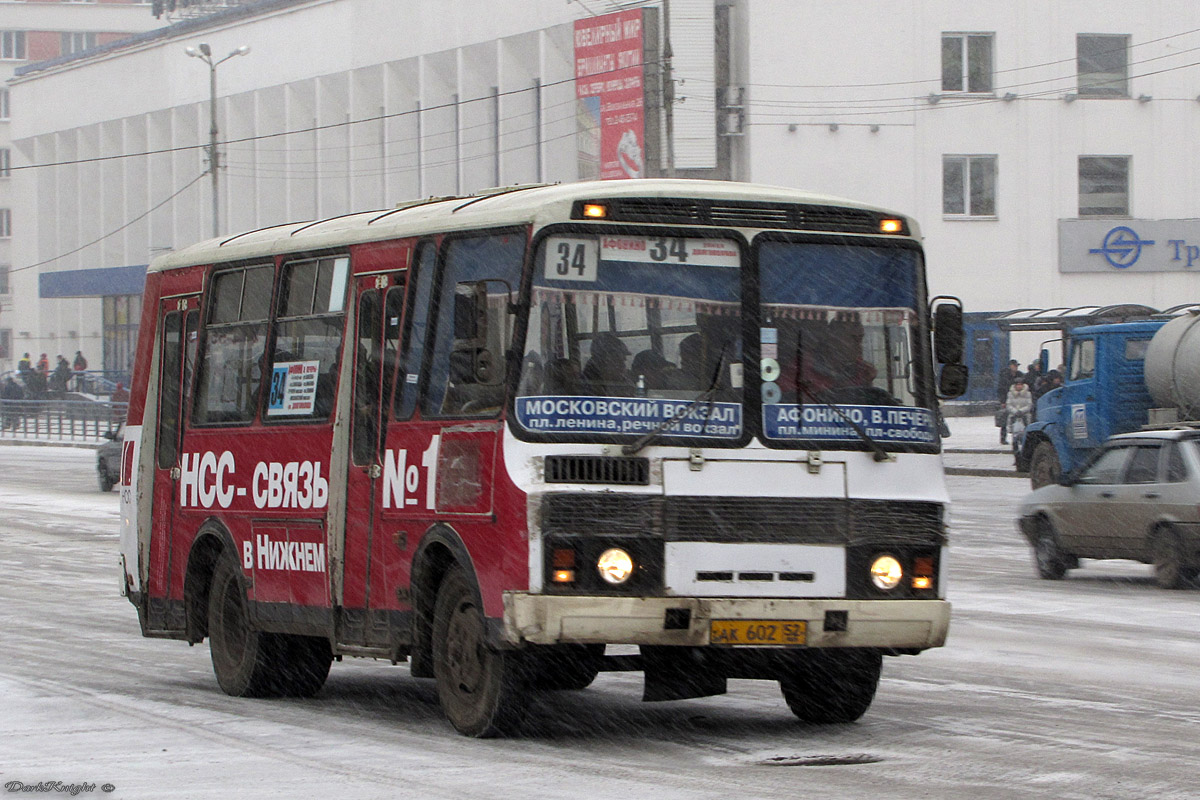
1, 443, 1198, 800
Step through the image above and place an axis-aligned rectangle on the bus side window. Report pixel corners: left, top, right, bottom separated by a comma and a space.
422, 233, 523, 418
395, 242, 436, 419
352, 290, 382, 465
156, 312, 183, 469
194, 264, 274, 425
265, 256, 350, 422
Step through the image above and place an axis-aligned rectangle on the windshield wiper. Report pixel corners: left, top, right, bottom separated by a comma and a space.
793, 340, 891, 462
797, 382, 892, 462
622, 341, 732, 456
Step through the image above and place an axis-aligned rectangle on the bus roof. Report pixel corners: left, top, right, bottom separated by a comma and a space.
148, 179, 919, 273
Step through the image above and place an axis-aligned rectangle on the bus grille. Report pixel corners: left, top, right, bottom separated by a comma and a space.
578, 198, 889, 234
544, 455, 650, 486
541, 494, 943, 544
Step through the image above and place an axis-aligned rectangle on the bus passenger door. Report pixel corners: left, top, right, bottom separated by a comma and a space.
146, 297, 199, 633
342, 274, 406, 647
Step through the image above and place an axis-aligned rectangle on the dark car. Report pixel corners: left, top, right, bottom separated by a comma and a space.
1017, 429, 1200, 589
97, 424, 123, 492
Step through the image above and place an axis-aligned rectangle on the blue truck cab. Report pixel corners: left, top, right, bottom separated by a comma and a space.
1021, 320, 1164, 486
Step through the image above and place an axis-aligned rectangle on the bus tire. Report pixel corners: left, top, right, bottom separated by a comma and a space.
779, 650, 881, 724
432, 566, 528, 737
1033, 517, 1069, 580
1151, 526, 1196, 590
1029, 441, 1061, 489
529, 644, 603, 691
207, 553, 279, 697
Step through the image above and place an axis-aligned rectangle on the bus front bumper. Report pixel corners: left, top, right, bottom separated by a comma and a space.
503, 594, 950, 651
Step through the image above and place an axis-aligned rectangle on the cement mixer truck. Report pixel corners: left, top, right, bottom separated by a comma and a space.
1020, 309, 1200, 488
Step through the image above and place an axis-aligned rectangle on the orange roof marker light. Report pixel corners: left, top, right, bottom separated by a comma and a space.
582, 203, 608, 219
879, 218, 904, 234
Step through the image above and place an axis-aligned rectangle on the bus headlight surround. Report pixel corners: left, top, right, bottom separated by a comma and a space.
597, 548, 634, 584
870, 555, 903, 591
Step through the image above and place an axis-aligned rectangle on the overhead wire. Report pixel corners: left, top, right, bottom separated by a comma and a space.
10, 171, 208, 275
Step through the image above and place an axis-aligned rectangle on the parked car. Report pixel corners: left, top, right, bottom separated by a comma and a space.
97, 424, 123, 492
1017, 429, 1200, 589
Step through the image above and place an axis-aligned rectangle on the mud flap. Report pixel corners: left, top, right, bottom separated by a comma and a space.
641, 646, 727, 702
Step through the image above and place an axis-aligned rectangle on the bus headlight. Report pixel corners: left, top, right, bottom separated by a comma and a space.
597, 548, 634, 584
870, 555, 903, 591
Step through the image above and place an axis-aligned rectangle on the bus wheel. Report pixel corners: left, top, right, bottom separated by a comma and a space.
432, 566, 527, 737
1151, 526, 1197, 590
208, 553, 278, 697
1033, 518, 1069, 580
1029, 441, 1061, 489
529, 644, 603, 691
779, 650, 881, 724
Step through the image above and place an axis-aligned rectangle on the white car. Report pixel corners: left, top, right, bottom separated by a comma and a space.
1016, 429, 1200, 589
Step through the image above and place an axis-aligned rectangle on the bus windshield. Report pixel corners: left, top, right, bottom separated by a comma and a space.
514, 233, 743, 441
757, 239, 938, 446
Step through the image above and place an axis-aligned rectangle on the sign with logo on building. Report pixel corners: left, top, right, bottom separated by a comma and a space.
575, 10, 645, 180
1059, 219, 1200, 273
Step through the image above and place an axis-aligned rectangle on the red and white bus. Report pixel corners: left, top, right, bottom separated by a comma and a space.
118, 179, 967, 736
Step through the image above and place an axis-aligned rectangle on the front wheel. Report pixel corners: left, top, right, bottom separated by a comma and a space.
1029, 440, 1062, 489
1033, 518, 1069, 580
432, 566, 528, 737
779, 650, 882, 724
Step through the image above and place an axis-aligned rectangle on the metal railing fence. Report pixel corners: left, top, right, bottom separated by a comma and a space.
0, 399, 127, 443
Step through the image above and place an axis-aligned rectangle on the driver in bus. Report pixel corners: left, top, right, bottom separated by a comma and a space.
581, 332, 633, 396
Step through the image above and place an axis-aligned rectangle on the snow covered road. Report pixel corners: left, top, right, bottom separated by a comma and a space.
1, 444, 1196, 800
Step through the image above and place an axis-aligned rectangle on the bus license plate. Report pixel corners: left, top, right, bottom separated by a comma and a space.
710, 620, 807, 647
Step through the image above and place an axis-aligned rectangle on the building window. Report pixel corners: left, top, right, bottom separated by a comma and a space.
1, 32, 26, 61
942, 33, 993, 94
0, 150, 10, 179
0, 90, 9, 120
943, 155, 997, 217
1078, 34, 1130, 97
103, 294, 141, 381
0, 265, 9, 295
1079, 156, 1130, 216
0, 209, 11, 238
61, 32, 99, 56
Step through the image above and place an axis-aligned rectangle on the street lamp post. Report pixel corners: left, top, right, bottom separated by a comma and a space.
185, 42, 250, 239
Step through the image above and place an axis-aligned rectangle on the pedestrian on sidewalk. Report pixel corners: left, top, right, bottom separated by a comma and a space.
996, 359, 1020, 444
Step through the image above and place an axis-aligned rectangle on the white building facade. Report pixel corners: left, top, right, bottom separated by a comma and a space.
8, 0, 1200, 392
0, 0, 161, 374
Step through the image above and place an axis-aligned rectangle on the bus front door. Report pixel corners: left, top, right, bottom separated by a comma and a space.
146, 297, 199, 633
342, 274, 407, 648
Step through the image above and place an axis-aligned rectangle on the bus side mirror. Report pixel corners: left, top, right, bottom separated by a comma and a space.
931, 298, 964, 365
937, 363, 969, 398
451, 281, 501, 386
1040, 348, 1050, 374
